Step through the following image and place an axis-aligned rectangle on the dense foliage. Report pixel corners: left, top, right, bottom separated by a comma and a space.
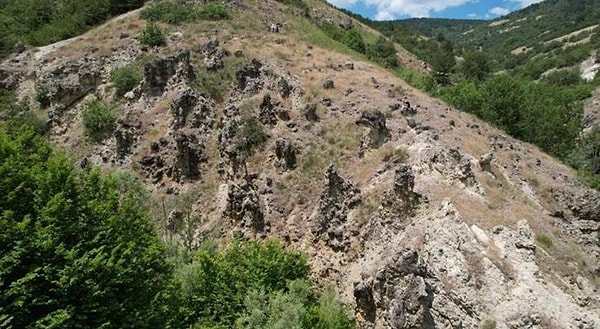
0, 125, 170, 328
436, 73, 594, 169
82, 100, 116, 141
111, 64, 143, 97
0, 0, 145, 58
318, 24, 400, 69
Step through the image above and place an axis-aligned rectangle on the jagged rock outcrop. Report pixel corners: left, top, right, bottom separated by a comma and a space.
143, 50, 195, 97
36, 55, 103, 111
170, 88, 214, 131
224, 179, 265, 232
235, 59, 263, 95
199, 37, 224, 71
313, 165, 361, 251
303, 103, 319, 122
114, 114, 142, 159
356, 110, 391, 149
259, 93, 278, 125
278, 77, 291, 98
273, 138, 297, 171
172, 132, 205, 181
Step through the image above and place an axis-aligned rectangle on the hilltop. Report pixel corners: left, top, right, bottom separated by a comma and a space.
1, 0, 600, 328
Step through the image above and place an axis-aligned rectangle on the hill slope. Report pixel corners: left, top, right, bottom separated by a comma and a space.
1, 0, 600, 328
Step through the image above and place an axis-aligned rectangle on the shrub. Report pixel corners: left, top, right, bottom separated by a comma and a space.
536, 234, 553, 248
138, 23, 165, 47
141, 0, 197, 24
383, 147, 409, 163
197, 3, 230, 20
82, 100, 116, 141
0, 126, 169, 329
111, 64, 142, 97
236, 117, 269, 157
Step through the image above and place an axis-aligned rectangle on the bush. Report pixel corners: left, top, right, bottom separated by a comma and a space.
236, 117, 269, 159
138, 23, 165, 47
111, 64, 142, 97
82, 100, 116, 141
536, 234, 553, 248
197, 3, 230, 20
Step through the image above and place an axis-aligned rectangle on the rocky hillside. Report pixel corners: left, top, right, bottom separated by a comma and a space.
1, 0, 600, 328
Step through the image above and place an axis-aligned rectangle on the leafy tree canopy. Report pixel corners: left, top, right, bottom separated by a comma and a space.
0, 125, 170, 328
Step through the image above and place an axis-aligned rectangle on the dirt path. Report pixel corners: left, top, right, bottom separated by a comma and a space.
34, 8, 143, 61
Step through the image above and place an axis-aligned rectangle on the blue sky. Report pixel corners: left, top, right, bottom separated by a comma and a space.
325, 0, 546, 20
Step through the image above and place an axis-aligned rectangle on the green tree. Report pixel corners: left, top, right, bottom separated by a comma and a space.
167, 240, 310, 328
138, 23, 166, 47
82, 100, 116, 141
341, 28, 366, 54
0, 125, 170, 328
461, 50, 491, 81
367, 36, 400, 69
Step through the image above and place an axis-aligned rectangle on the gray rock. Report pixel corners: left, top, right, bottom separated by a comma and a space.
199, 37, 224, 71
172, 132, 204, 180
274, 138, 297, 171
143, 50, 195, 97
278, 77, 291, 98
225, 179, 265, 232
314, 164, 361, 251
323, 78, 335, 89
356, 110, 391, 149
304, 103, 319, 122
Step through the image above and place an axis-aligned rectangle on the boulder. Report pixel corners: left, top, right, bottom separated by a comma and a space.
356, 110, 391, 149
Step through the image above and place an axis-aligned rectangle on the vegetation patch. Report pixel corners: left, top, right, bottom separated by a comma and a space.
111, 63, 143, 97
0, 122, 353, 329
140, 1, 229, 25
138, 23, 166, 47
536, 234, 554, 248
82, 100, 116, 141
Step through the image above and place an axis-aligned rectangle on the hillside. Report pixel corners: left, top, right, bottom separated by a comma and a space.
1, 0, 600, 328
378, 0, 600, 79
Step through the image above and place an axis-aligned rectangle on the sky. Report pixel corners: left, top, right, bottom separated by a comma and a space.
325, 0, 546, 20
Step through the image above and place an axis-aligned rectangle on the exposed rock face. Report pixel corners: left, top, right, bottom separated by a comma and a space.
143, 50, 195, 97
278, 77, 291, 98
314, 165, 361, 251
199, 37, 224, 71
224, 179, 265, 232
36, 55, 103, 111
356, 110, 391, 149
170, 88, 214, 130
303, 103, 319, 122
274, 138, 297, 171
173, 132, 205, 181
259, 93, 278, 125
235, 59, 263, 94
114, 115, 142, 159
